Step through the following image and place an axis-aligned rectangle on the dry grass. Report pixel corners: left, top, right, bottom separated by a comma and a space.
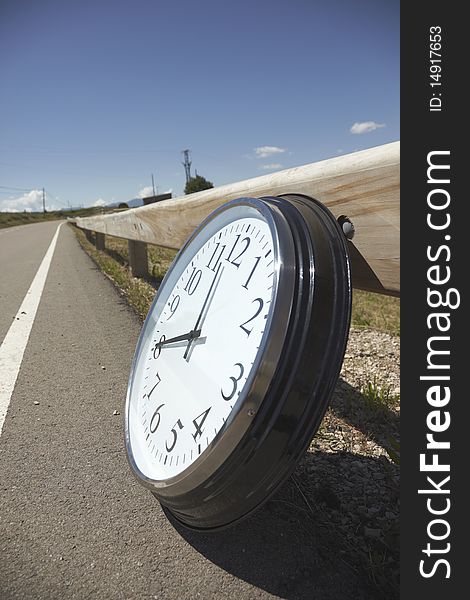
0, 208, 111, 229
351, 290, 400, 336
72, 227, 175, 320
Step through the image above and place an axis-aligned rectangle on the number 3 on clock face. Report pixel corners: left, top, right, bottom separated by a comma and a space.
125, 195, 352, 530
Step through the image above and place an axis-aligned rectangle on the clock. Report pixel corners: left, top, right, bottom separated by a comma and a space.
125, 194, 352, 530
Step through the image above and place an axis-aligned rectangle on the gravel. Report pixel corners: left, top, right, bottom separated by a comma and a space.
277, 327, 400, 598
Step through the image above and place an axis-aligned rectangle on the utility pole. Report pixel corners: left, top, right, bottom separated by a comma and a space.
181, 149, 192, 184
42, 188, 46, 215
151, 173, 157, 198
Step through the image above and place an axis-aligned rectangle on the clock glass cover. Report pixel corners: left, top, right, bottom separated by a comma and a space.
127, 203, 283, 480
125, 195, 351, 529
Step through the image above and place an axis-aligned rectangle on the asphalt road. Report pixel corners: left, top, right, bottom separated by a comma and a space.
0, 222, 372, 600
0, 222, 61, 343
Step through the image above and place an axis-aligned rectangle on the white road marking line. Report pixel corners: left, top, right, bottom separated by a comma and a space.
0, 223, 63, 436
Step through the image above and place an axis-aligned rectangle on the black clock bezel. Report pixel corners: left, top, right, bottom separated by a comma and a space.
125, 194, 352, 531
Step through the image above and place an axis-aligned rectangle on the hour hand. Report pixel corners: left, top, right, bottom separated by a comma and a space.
156, 329, 201, 349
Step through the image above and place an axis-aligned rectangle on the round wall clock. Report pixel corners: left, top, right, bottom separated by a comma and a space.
125, 194, 352, 530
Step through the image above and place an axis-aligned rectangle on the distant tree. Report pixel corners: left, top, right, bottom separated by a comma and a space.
118, 202, 129, 209
184, 174, 214, 195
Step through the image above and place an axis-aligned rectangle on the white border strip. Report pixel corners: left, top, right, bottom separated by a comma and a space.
0, 223, 63, 435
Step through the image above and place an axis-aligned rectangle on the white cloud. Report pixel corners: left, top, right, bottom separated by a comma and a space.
350, 121, 385, 134
0, 189, 45, 212
254, 146, 286, 158
138, 185, 154, 198
92, 198, 106, 207
259, 163, 283, 171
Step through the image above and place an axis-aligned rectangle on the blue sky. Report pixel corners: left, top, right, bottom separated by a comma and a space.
0, 0, 399, 211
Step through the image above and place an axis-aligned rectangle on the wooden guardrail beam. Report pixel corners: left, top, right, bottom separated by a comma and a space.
76, 142, 400, 296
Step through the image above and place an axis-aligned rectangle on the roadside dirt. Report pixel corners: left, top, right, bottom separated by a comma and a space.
280, 328, 400, 598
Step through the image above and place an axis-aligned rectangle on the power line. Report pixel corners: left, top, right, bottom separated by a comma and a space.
0, 190, 31, 195
0, 185, 35, 192
43, 188, 70, 209
0, 185, 73, 212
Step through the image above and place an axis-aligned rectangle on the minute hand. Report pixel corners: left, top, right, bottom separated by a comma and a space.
183, 262, 224, 360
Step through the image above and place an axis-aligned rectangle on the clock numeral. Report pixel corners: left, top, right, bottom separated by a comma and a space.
184, 267, 202, 295
242, 256, 261, 289
240, 298, 264, 336
221, 363, 245, 401
167, 295, 180, 320
226, 235, 250, 268
152, 335, 166, 360
149, 403, 165, 433
207, 242, 226, 272
192, 407, 211, 441
145, 373, 161, 399
166, 419, 184, 452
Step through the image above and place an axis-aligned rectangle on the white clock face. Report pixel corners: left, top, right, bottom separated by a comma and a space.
126, 206, 280, 481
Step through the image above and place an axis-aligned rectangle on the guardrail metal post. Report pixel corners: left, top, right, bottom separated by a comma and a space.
85, 230, 93, 243
128, 240, 148, 278
95, 232, 105, 250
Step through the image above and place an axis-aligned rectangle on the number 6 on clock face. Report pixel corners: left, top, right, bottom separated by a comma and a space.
125, 195, 352, 530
